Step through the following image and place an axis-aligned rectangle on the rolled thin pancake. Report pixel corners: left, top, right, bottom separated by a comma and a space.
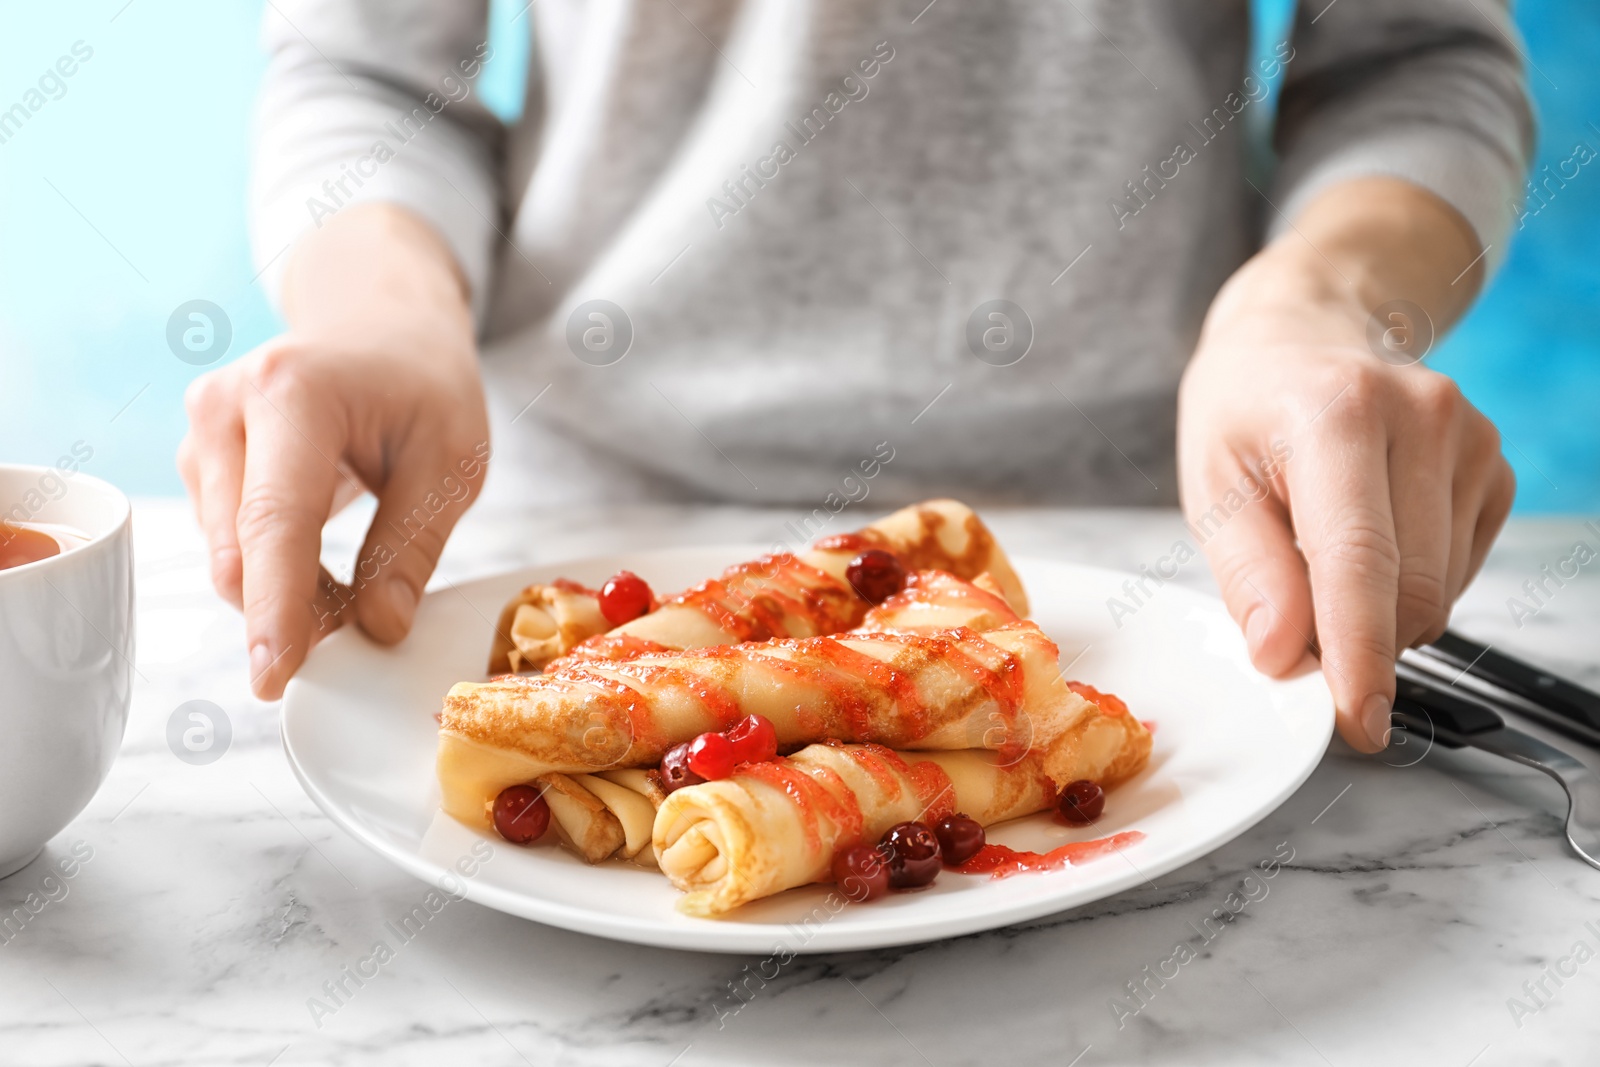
548, 564, 1024, 675
532, 769, 664, 866
454, 570, 1012, 827
653, 744, 1059, 916
856, 569, 1020, 635
554, 551, 859, 667
489, 498, 1028, 672
440, 622, 1072, 828
460, 570, 1102, 865
1059, 682, 1152, 791
517, 684, 1148, 870
808, 497, 1028, 616
857, 571, 1150, 786
439, 619, 1150, 831
488, 580, 610, 674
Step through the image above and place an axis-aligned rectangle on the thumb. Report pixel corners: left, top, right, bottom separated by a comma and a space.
352, 443, 486, 644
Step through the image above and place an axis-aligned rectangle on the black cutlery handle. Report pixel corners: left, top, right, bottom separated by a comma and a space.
1427, 631, 1600, 732
1393, 664, 1504, 736
1391, 698, 1473, 750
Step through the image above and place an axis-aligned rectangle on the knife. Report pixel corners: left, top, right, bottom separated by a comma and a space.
1390, 679, 1600, 872
1413, 629, 1600, 746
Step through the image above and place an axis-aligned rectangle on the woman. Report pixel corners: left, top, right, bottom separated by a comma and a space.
178, 0, 1530, 754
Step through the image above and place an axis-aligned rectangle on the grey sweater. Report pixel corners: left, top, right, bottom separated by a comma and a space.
250, 0, 1532, 508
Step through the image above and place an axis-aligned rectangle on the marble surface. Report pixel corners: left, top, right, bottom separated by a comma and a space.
4, 499, 1600, 1067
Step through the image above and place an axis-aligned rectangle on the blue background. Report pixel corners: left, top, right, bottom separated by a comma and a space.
1, 0, 1594, 510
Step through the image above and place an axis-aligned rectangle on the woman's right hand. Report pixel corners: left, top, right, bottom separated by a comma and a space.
177, 204, 490, 699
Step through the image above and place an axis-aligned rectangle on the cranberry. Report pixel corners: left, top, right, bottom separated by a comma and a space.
832, 843, 891, 902
686, 731, 737, 780
933, 813, 986, 865
1057, 780, 1105, 825
492, 784, 551, 844
659, 742, 705, 794
599, 570, 654, 626
880, 821, 942, 889
845, 549, 906, 605
726, 714, 778, 764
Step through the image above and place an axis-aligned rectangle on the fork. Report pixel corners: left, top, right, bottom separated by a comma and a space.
1392, 685, 1600, 872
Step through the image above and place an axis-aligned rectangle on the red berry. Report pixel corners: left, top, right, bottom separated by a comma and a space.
1057, 780, 1105, 825
832, 843, 891, 902
932, 813, 986, 865
599, 570, 654, 626
686, 731, 737, 780
659, 742, 705, 794
880, 821, 942, 889
726, 714, 778, 764
492, 784, 551, 844
845, 550, 906, 605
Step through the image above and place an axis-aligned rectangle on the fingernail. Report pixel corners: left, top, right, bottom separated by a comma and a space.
249, 641, 274, 688
1244, 607, 1271, 657
387, 578, 419, 624
1362, 693, 1393, 750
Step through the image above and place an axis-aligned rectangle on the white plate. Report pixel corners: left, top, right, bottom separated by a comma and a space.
282, 547, 1333, 954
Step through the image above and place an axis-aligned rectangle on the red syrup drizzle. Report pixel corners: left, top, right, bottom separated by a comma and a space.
738, 759, 865, 855
673, 554, 857, 642
748, 639, 876, 739
832, 742, 956, 820
907, 762, 956, 822
755, 627, 1026, 747
956, 830, 1145, 878
545, 645, 748, 754
830, 741, 907, 803
521, 624, 1035, 775
868, 570, 1018, 626
844, 627, 1026, 751
551, 633, 673, 668
806, 636, 932, 740
606, 658, 745, 731
672, 576, 758, 641
927, 630, 1026, 753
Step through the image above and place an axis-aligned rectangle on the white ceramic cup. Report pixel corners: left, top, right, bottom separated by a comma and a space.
0, 464, 133, 879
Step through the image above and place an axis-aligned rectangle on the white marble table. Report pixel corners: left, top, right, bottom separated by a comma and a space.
4, 500, 1599, 1066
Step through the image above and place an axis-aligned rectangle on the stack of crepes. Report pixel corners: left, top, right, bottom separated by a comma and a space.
438, 500, 1152, 917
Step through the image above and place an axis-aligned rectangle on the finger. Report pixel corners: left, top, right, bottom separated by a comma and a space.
350, 440, 484, 644
183, 372, 248, 608
1460, 455, 1516, 595
236, 369, 342, 699
1388, 408, 1454, 649
330, 463, 367, 515
311, 563, 356, 642
1290, 421, 1400, 754
1444, 474, 1482, 608
177, 433, 200, 515
1192, 489, 1314, 677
